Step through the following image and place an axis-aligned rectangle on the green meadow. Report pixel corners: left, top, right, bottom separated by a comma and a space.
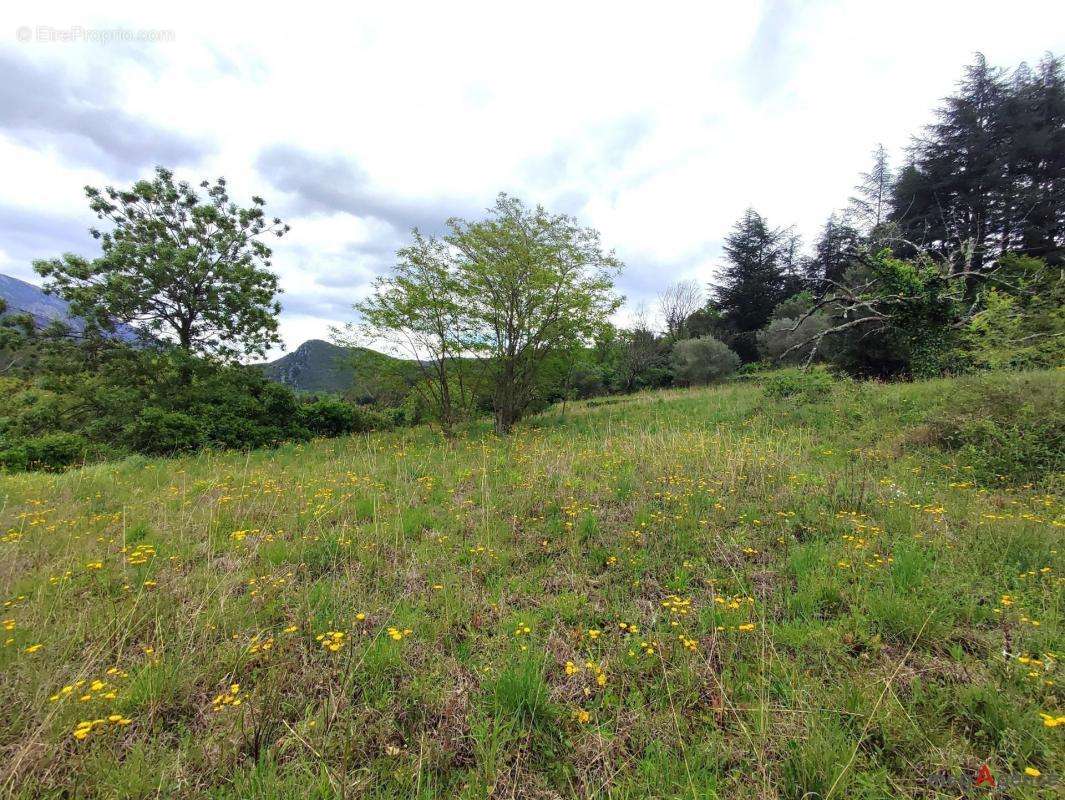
1, 370, 1062, 798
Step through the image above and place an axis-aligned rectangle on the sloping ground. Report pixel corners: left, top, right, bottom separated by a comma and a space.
0, 371, 1062, 798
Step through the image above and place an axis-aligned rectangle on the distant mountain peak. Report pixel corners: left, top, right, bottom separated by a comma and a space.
0, 272, 140, 342
0, 272, 72, 328
258, 338, 408, 396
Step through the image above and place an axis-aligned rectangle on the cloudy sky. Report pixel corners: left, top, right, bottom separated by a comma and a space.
1, 1, 1063, 356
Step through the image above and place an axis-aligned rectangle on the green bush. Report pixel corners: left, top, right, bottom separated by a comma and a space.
962, 256, 1065, 371
670, 336, 740, 385
164, 362, 310, 451
300, 399, 395, 437
0, 442, 29, 471
757, 314, 836, 365
762, 367, 836, 402
923, 374, 1064, 487
300, 399, 360, 436
390, 392, 428, 427
124, 408, 205, 456
358, 407, 394, 432
0, 340, 417, 471
205, 411, 307, 451
0, 432, 87, 472
380, 406, 412, 428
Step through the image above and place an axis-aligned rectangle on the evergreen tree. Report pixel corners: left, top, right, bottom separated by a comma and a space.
810, 214, 862, 286
1010, 55, 1065, 264
779, 229, 808, 298
890, 53, 1065, 269
711, 208, 790, 360
890, 159, 935, 246
849, 144, 893, 234
891, 54, 1007, 268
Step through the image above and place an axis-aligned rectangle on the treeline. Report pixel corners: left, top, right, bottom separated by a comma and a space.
611, 51, 1065, 382
1, 52, 1062, 470
397, 54, 1062, 411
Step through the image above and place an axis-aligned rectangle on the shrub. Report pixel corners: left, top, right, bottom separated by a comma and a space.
757, 314, 835, 364
300, 399, 361, 437
206, 411, 305, 451
0, 344, 405, 471
394, 392, 428, 427
0, 442, 29, 472
730, 361, 774, 383
0, 432, 87, 472
300, 399, 395, 437
358, 407, 394, 432
179, 366, 310, 450
124, 408, 205, 456
762, 367, 836, 402
923, 374, 1064, 487
670, 336, 740, 385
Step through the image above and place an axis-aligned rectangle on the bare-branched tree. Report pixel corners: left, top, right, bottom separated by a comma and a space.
657, 280, 703, 340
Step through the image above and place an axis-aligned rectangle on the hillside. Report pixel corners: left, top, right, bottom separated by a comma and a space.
0, 273, 140, 342
258, 339, 414, 396
0, 371, 1062, 797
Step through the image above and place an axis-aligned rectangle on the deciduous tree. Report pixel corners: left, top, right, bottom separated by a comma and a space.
346, 231, 476, 437
35, 167, 288, 362
657, 280, 703, 341
450, 195, 622, 433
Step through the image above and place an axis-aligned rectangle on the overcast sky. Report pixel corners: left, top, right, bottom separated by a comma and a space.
1, 1, 1063, 356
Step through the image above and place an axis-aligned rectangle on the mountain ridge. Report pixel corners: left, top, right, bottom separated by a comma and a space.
0, 272, 140, 342
2, 271, 406, 395
257, 338, 414, 396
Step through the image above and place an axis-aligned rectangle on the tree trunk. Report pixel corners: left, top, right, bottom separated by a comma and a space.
494, 358, 518, 434
176, 318, 195, 386
438, 361, 455, 438
178, 316, 194, 352
494, 402, 515, 435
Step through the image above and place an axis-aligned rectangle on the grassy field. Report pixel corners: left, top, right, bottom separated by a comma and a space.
1, 370, 1063, 798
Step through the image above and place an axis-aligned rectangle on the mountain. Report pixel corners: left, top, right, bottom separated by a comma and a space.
2, 272, 407, 395
0, 272, 75, 328
0, 272, 140, 342
258, 339, 414, 396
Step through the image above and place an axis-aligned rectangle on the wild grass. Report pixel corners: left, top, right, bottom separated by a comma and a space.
0, 370, 1062, 798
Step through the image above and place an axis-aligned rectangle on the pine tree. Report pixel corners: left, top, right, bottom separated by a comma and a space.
711, 209, 790, 359
849, 144, 893, 234
811, 214, 862, 286
890, 159, 935, 248
779, 229, 808, 297
889, 53, 1065, 269
1011, 55, 1065, 264
890, 55, 1005, 268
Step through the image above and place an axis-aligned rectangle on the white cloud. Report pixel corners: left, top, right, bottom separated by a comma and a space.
1, 0, 1062, 353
